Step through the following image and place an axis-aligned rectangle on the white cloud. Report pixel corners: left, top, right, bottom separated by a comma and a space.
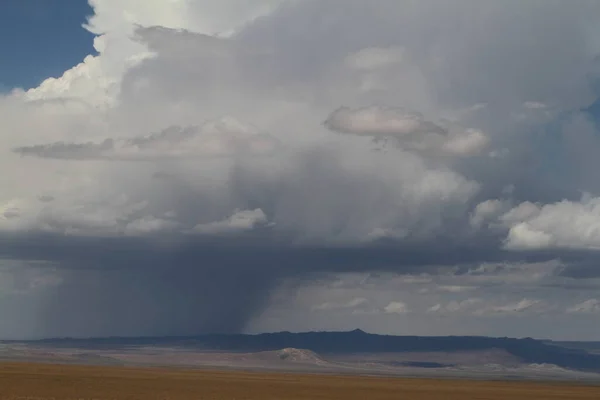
500, 201, 541, 224
383, 301, 410, 314
504, 223, 554, 250
25, 0, 287, 105
502, 195, 600, 250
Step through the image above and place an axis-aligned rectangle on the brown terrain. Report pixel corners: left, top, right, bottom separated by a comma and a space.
1, 362, 600, 400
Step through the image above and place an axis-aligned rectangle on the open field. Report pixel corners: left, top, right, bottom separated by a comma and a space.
1, 362, 599, 400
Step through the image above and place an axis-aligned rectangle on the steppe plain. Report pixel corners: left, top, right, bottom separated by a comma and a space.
1, 362, 600, 400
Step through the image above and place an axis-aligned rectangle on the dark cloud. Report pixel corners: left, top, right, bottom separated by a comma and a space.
2, 226, 600, 338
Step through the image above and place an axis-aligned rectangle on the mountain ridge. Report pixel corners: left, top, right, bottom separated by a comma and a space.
10, 329, 600, 372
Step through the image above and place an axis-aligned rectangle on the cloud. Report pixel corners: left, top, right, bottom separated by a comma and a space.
325, 106, 447, 137
427, 298, 550, 317
470, 199, 511, 229
475, 299, 548, 316
383, 301, 410, 314
502, 195, 600, 250
123, 216, 181, 236
324, 106, 489, 156
313, 297, 369, 312
344, 46, 406, 71
436, 285, 476, 293
14, 117, 280, 160
24, 0, 288, 106
524, 101, 548, 110
442, 129, 490, 156
567, 299, 600, 314
192, 208, 270, 235
428, 298, 482, 314
463, 261, 563, 286
0, 0, 600, 339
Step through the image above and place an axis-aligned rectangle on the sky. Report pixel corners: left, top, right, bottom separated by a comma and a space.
0, 0, 96, 91
1, 0, 600, 341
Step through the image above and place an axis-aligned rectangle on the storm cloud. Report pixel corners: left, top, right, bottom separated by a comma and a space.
1, 0, 600, 339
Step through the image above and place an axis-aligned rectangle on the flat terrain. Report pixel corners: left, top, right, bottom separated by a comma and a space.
1, 362, 599, 400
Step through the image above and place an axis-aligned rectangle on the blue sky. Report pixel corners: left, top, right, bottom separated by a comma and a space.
0, 0, 96, 91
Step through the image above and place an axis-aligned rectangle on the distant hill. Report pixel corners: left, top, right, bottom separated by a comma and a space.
21, 329, 600, 372
546, 341, 600, 354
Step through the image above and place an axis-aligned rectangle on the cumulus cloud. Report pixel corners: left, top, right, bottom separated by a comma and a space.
0, 0, 600, 339
502, 195, 600, 250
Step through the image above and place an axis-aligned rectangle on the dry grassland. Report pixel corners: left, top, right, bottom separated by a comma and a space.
0, 362, 599, 400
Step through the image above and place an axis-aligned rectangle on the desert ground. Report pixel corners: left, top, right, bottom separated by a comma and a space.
1, 362, 599, 400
